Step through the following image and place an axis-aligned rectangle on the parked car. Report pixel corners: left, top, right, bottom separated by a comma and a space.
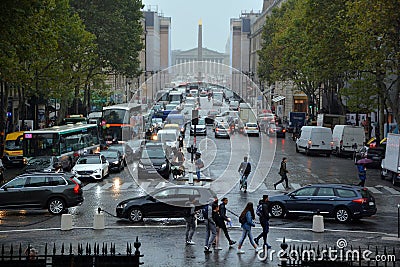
354, 146, 385, 169
214, 122, 231, 138
138, 142, 170, 179
244, 122, 259, 137
0, 172, 83, 215
190, 117, 207, 136
101, 149, 124, 172
71, 154, 109, 180
116, 185, 217, 222
268, 184, 377, 223
23, 156, 62, 173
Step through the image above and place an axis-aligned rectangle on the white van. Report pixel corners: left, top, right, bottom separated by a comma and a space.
332, 125, 365, 156
157, 129, 179, 149
296, 126, 333, 156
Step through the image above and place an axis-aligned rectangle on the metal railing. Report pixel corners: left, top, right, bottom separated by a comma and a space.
0, 237, 143, 267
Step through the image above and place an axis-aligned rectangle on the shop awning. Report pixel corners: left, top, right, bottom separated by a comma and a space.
272, 96, 286, 102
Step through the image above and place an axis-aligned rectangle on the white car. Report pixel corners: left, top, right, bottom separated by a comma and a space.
244, 122, 260, 136
71, 154, 109, 180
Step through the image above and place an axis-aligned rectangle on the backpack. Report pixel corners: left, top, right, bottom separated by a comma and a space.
256, 204, 263, 217
239, 214, 246, 225
202, 205, 208, 220
244, 162, 251, 174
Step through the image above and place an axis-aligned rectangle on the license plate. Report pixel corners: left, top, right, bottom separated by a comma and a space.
12, 161, 20, 164
369, 202, 374, 206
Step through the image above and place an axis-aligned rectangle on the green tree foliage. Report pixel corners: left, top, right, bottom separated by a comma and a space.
343, 0, 400, 131
70, 0, 144, 77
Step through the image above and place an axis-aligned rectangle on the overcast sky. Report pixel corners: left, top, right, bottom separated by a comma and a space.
141, 0, 262, 53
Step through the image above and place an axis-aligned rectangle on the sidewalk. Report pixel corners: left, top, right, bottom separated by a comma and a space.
1, 223, 398, 267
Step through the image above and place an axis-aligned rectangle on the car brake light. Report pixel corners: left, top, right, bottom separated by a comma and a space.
282, 129, 286, 133
352, 198, 368, 204
73, 184, 80, 194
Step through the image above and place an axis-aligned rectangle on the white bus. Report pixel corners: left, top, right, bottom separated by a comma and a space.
23, 124, 100, 170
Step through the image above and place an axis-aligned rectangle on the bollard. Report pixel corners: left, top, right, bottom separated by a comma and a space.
61, 214, 73, 231
93, 209, 105, 230
312, 215, 324, 233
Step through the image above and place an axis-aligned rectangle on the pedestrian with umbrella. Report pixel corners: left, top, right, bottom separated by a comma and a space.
356, 158, 372, 187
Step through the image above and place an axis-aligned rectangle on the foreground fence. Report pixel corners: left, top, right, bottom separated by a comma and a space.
277, 238, 399, 267
0, 237, 143, 267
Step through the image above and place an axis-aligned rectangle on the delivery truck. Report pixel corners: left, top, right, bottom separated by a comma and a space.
380, 133, 400, 185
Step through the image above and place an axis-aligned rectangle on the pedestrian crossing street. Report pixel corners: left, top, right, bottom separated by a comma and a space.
81, 180, 400, 196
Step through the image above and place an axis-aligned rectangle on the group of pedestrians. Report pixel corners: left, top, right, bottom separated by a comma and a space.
184, 195, 273, 255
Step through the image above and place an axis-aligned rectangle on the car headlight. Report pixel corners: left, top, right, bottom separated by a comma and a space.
117, 203, 127, 209
71, 169, 76, 174
161, 163, 167, 169
94, 169, 101, 173
138, 162, 144, 168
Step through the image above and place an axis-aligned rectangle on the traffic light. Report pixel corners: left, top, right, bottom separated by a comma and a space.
191, 110, 199, 125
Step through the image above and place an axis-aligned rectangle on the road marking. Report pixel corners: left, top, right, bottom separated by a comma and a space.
101, 183, 113, 190
155, 182, 167, 189
383, 186, 400, 195
291, 183, 301, 190
276, 184, 286, 190
366, 187, 382, 194
82, 183, 97, 191
139, 182, 151, 191
120, 182, 133, 190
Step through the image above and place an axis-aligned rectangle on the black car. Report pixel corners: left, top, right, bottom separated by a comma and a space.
0, 172, 83, 215
354, 146, 385, 168
127, 139, 145, 160
275, 124, 287, 138
268, 184, 376, 223
23, 156, 62, 173
138, 142, 170, 179
101, 149, 124, 172
116, 185, 217, 222
108, 143, 134, 166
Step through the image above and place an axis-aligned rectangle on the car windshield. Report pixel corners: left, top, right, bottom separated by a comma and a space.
101, 151, 118, 158
28, 157, 52, 165
160, 134, 176, 142
77, 156, 100, 164
152, 118, 162, 123
143, 148, 165, 159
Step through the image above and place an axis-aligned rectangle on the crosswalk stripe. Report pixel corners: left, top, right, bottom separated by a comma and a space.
155, 182, 167, 189
366, 187, 382, 194
82, 183, 97, 191
276, 184, 285, 190
291, 183, 301, 190
139, 182, 151, 191
101, 183, 113, 190
383, 186, 400, 195
120, 182, 133, 190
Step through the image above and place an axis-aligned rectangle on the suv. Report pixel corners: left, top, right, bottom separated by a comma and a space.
0, 172, 83, 215
268, 184, 376, 223
138, 142, 170, 179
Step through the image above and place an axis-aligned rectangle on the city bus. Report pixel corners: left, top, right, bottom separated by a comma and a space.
102, 103, 143, 143
23, 124, 100, 170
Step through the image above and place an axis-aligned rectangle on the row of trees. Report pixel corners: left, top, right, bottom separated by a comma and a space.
258, 0, 400, 136
0, 0, 144, 134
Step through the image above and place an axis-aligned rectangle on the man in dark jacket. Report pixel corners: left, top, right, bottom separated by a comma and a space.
254, 195, 272, 249
274, 157, 289, 190
238, 156, 251, 192
218, 198, 236, 246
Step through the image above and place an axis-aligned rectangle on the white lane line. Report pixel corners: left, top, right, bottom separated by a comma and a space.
120, 182, 133, 190
101, 183, 113, 190
383, 186, 400, 195
366, 187, 382, 194
82, 183, 97, 191
155, 182, 166, 189
276, 184, 286, 190
139, 182, 151, 191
